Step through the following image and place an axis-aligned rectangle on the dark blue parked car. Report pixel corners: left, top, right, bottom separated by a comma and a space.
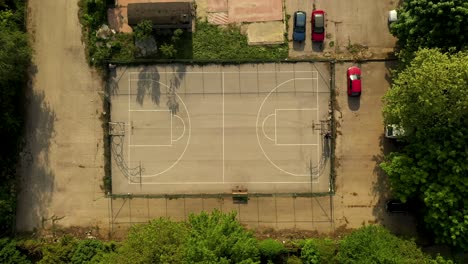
293, 11, 306, 42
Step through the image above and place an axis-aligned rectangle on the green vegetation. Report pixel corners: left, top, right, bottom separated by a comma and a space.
390, 0, 468, 64
2, 211, 458, 263
381, 49, 468, 249
79, 0, 136, 65
104, 218, 188, 263
0, 0, 31, 237
133, 20, 153, 40
78, 1, 287, 64
336, 225, 430, 263
301, 238, 336, 264
258, 239, 287, 263
184, 210, 260, 263
193, 21, 288, 61
0, 238, 30, 264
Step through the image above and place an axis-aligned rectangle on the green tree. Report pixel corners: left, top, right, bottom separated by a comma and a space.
103, 218, 189, 264
381, 49, 468, 248
0, 238, 30, 264
336, 225, 430, 263
390, 0, 468, 62
0, 0, 31, 236
184, 210, 260, 263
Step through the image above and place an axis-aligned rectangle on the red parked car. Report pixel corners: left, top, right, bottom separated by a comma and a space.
311, 10, 325, 42
347, 66, 361, 97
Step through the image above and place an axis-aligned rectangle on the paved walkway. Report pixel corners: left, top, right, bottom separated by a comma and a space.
17, 0, 108, 234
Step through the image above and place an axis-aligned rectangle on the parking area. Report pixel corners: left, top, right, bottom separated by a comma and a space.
286, 0, 398, 58
109, 63, 332, 195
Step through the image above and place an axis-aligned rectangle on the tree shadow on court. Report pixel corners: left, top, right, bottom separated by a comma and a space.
165, 64, 187, 114
17, 89, 56, 232
137, 66, 161, 106
107, 66, 123, 96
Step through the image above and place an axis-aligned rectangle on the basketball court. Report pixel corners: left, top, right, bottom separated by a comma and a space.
108, 63, 332, 195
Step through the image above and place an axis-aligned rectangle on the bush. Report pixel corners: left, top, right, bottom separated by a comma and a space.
184, 210, 260, 263
336, 225, 429, 263
286, 255, 303, 264
71, 239, 106, 264
38, 235, 77, 264
104, 218, 189, 264
301, 240, 321, 264
301, 239, 336, 264
258, 239, 287, 262
133, 20, 153, 40
159, 43, 177, 58
0, 238, 30, 264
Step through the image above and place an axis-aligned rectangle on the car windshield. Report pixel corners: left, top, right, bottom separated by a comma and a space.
296, 13, 306, 32
314, 14, 324, 33
350, 74, 360, 81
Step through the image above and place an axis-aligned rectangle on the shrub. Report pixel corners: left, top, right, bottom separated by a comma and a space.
0, 238, 30, 264
286, 255, 303, 264
38, 235, 77, 264
159, 43, 177, 58
258, 239, 287, 262
133, 20, 153, 40
301, 240, 320, 264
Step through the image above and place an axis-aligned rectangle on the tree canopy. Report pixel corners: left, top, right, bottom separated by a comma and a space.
184, 210, 260, 263
0, 0, 31, 237
336, 225, 431, 263
104, 218, 189, 264
381, 49, 468, 249
390, 0, 468, 57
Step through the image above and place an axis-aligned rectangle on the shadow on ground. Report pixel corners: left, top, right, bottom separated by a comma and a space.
17, 76, 56, 231
347, 95, 360, 111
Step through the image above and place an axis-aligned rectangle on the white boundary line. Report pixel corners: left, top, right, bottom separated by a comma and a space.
256, 78, 319, 177
128, 75, 131, 169
222, 72, 225, 183
129, 109, 173, 146
316, 77, 320, 176
172, 115, 186, 142
129, 109, 171, 112
128, 180, 319, 185
129, 144, 172, 147
129, 71, 320, 75
261, 113, 276, 141
122, 71, 325, 185
128, 79, 191, 178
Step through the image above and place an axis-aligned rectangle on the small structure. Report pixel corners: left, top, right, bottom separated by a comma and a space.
127, 2, 193, 31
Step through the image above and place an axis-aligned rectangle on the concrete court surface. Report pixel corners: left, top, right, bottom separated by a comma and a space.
287, 0, 398, 58
109, 63, 332, 195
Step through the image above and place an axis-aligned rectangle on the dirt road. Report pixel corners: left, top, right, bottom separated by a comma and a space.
17, 0, 109, 235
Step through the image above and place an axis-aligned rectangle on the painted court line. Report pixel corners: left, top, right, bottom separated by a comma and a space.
129, 144, 172, 147
222, 72, 225, 183
262, 113, 276, 141
172, 115, 186, 142
128, 180, 320, 185
129, 70, 319, 75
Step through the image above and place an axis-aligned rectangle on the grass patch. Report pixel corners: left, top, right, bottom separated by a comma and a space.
193, 21, 288, 61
